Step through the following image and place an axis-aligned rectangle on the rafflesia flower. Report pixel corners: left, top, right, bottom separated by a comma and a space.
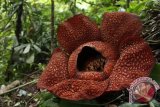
37, 12, 155, 100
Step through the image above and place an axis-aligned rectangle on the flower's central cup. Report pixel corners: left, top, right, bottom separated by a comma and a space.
77, 46, 106, 72
68, 41, 117, 81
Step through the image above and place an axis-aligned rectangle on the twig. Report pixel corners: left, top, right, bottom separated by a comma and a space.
0, 80, 20, 94
105, 93, 124, 105
0, 79, 38, 96
25, 91, 40, 107
21, 70, 39, 78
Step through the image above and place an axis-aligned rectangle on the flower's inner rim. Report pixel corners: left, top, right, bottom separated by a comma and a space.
77, 46, 106, 72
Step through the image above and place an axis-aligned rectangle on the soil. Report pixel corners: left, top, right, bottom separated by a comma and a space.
0, 72, 40, 107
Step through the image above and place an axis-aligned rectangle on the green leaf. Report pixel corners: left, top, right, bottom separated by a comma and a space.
58, 99, 103, 107
23, 44, 31, 54
150, 100, 160, 107
150, 63, 160, 83
14, 44, 27, 52
119, 103, 147, 107
33, 44, 41, 52
26, 53, 34, 64
116, 1, 126, 6
40, 98, 59, 107
40, 92, 54, 101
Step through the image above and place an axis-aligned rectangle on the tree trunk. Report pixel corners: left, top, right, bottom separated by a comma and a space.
5, 0, 23, 81
126, 0, 130, 8
51, 0, 55, 52
72, 0, 77, 15
112, 0, 116, 6
5, 47, 14, 81
15, 0, 23, 43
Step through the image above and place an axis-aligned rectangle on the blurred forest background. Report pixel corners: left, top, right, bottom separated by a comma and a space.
0, 0, 160, 107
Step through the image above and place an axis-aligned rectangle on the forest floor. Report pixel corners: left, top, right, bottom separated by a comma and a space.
0, 72, 41, 107
0, 72, 122, 107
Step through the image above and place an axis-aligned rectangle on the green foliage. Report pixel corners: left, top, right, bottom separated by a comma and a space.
58, 100, 101, 107
0, 0, 16, 83
119, 100, 160, 107
38, 93, 160, 107
38, 92, 101, 107
141, 1, 160, 62
150, 63, 160, 83
40, 99, 59, 107
0, 36, 13, 83
0, 0, 52, 81
37, 91, 57, 107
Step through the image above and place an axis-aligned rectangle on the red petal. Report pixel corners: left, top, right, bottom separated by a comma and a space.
106, 36, 155, 91
57, 14, 100, 54
101, 12, 142, 47
37, 48, 69, 89
76, 72, 106, 81
49, 79, 108, 100
68, 41, 117, 80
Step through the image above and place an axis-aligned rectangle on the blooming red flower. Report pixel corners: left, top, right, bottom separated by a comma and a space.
37, 12, 155, 100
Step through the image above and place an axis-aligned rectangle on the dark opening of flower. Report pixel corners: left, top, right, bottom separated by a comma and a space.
37, 12, 155, 101
77, 46, 106, 72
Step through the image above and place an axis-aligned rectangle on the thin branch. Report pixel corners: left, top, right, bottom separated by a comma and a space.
0, 79, 38, 96
105, 93, 124, 105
